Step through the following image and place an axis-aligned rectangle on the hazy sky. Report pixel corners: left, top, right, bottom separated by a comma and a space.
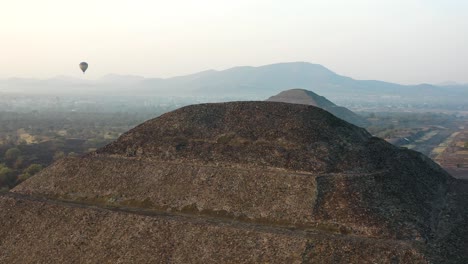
1, 0, 467, 84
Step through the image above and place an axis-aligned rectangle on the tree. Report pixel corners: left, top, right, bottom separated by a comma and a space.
24, 164, 43, 175
53, 151, 66, 161
0, 164, 16, 188
68, 152, 79, 157
4, 148, 21, 162
13, 156, 24, 169
17, 173, 31, 183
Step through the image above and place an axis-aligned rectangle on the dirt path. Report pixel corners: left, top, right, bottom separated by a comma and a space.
0, 191, 411, 247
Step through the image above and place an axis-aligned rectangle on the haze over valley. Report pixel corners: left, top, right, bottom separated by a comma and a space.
2, 62, 467, 111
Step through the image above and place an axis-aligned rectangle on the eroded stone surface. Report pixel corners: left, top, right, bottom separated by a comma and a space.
0, 196, 429, 264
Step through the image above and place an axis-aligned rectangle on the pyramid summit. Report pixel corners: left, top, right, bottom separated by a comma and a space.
98, 101, 372, 172
1, 101, 466, 263
267, 89, 368, 126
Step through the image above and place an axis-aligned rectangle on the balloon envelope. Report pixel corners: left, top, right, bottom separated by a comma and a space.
79, 62, 88, 73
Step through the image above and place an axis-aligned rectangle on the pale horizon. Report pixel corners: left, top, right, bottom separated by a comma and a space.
1, 0, 467, 85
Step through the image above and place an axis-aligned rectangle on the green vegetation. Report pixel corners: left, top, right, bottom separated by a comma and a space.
24, 164, 43, 175
5, 148, 21, 163
0, 161, 44, 189
0, 164, 15, 188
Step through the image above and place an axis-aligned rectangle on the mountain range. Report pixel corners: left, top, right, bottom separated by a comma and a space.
1, 62, 467, 105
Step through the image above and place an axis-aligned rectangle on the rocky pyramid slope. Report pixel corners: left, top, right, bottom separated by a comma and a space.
267, 88, 368, 126
2, 101, 467, 263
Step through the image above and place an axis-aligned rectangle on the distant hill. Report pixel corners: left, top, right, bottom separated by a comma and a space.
1, 62, 467, 105
1, 102, 466, 263
267, 89, 368, 127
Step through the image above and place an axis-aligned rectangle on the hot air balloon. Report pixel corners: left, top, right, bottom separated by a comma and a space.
79, 62, 88, 73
